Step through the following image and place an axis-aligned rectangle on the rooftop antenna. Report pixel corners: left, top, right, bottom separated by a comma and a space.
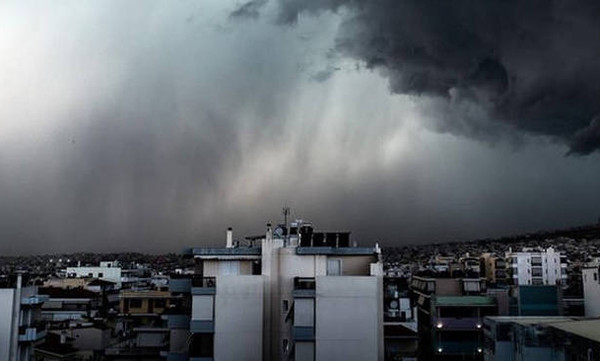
282, 207, 290, 246
282, 207, 290, 226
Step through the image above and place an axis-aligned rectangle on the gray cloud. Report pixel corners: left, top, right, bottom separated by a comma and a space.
0, 0, 599, 255
273, 0, 600, 154
230, 0, 268, 19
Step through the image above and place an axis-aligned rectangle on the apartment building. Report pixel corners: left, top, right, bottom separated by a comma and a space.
410, 276, 497, 361
383, 276, 417, 361
66, 261, 122, 288
583, 263, 600, 317
179, 221, 384, 361
505, 247, 567, 286
106, 290, 174, 360
479, 254, 508, 287
0, 274, 49, 361
484, 317, 600, 361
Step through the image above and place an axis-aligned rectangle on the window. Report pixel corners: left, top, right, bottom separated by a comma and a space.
327, 259, 341, 276
98, 273, 103, 278
189, 333, 214, 358
88, 273, 93, 278
594, 273, 598, 282
282, 300, 289, 312
129, 299, 142, 308
155, 300, 166, 308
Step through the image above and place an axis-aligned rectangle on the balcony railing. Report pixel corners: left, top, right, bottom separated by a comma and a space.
18, 322, 47, 342
191, 277, 216, 295
293, 277, 316, 298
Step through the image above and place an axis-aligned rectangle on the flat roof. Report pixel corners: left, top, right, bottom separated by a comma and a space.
185, 247, 262, 256
295, 247, 376, 256
549, 319, 600, 343
435, 296, 496, 306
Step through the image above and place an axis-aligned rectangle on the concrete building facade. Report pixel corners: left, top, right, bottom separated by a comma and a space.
583, 264, 600, 317
506, 247, 567, 286
180, 221, 384, 361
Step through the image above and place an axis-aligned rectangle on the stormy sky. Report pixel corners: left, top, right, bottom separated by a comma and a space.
1, 0, 599, 254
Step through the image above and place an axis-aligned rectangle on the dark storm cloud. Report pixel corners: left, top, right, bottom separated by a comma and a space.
2, 0, 600, 255
230, 0, 268, 19
271, 0, 600, 154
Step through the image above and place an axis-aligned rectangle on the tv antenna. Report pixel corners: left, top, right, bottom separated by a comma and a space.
282, 207, 290, 227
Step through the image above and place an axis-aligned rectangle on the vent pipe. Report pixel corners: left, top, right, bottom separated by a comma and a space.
226, 227, 233, 248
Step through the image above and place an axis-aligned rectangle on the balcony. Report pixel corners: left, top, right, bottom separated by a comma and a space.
293, 326, 315, 341
191, 277, 216, 295
18, 322, 47, 342
21, 294, 49, 306
169, 277, 192, 293
161, 314, 191, 329
435, 340, 482, 355
293, 277, 315, 298
190, 320, 214, 333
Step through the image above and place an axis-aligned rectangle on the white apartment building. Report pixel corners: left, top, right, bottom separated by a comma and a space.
582, 263, 600, 317
184, 221, 384, 361
65, 262, 122, 287
0, 275, 48, 361
505, 247, 567, 286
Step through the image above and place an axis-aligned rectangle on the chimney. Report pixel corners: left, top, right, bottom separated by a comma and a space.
266, 223, 273, 242
226, 227, 233, 248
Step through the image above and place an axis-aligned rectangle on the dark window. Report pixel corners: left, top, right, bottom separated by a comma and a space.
98, 273, 103, 278
283, 300, 289, 312
129, 299, 142, 308
155, 300, 166, 308
594, 273, 598, 281
189, 333, 214, 357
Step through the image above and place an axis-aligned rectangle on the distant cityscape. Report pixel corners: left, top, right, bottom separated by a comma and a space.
1, 220, 600, 361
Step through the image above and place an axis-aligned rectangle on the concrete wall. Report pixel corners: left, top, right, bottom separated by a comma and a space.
295, 298, 315, 327
192, 295, 214, 320
214, 275, 263, 361
315, 276, 382, 361
583, 268, 600, 317
296, 341, 315, 361
273, 247, 325, 361
0, 289, 15, 361
336, 256, 373, 276
203, 260, 255, 276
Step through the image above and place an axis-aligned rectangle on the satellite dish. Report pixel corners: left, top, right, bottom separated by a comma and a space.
389, 300, 399, 309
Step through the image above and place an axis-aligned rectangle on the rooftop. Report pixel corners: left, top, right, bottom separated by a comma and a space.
549, 319, 600, 343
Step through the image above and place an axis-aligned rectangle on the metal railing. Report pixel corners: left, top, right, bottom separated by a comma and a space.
294, 277, 315, 290
191, 277, 216, 288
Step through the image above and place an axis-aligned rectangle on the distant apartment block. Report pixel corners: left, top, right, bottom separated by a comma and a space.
176, 221, 384, 361
506, 247, 567, 286
479, 254, 507, 286
583, 263, 600, 317
66, 261, 122, 288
